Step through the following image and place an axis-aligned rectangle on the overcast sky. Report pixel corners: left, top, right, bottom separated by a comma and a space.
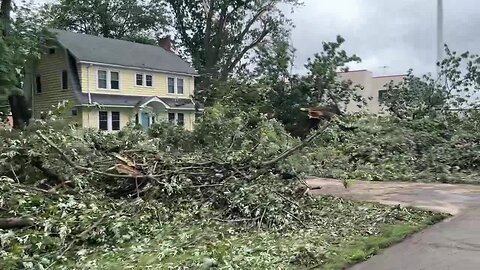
290, 0, 480, 76
34, 0, 479, 77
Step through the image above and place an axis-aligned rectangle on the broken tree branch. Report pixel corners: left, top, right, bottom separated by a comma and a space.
46, 214, 108, 269
259, 122, 330, 167
0, 217, 34, 230
36, 131, 167, 183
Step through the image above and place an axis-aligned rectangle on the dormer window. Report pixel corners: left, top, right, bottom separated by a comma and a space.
135, 73, 153, 87
177, 78, 184, 94
98, 70, 107, 88
136, 74, 143, 86
167, 77, 184, 95
97, 70, 120, 90
146, 75, 153, 86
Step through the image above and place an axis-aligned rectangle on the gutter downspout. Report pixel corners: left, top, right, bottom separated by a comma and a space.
86, 64, 93, 127
87, 64, 92, 104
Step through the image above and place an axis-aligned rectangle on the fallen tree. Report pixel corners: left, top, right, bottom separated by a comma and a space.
0, 106, 331, 230
0, 106, 450, 269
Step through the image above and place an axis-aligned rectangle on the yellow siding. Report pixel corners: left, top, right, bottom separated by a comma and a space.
81, 107, 133, 130
81, 107, 195, 131
78, 64, 195, 98
32, 47, 76, 119
184, 111, 195, 131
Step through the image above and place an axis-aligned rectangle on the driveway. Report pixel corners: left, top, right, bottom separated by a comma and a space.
306, 178, 480, 270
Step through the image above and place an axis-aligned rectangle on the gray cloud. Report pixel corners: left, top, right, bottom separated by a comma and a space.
289, 0, 480, 76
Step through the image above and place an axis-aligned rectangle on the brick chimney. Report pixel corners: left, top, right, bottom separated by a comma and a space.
158, 35, 175, 52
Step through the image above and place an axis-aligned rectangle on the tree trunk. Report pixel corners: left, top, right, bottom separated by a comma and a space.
1, 0, 12, 36
2, 0, 32, 129
8, 95, 31, 129
0, 217, 34, 229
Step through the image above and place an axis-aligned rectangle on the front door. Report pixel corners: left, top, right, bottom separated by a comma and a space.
141, 112, 150, 128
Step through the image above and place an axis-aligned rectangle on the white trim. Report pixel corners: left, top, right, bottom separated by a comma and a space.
78, 103, 199, 111
80, 104, 134, 108
167, 107, 199, 111
96, 68, 121, 91
140, 96, 170, 109
79, 61, 198, 77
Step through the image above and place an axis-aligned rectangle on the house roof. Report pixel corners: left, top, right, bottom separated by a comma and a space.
79, 93, 197, 110
51, 29, 197, 75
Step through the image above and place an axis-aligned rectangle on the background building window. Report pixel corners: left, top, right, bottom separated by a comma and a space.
36, 75, 42, 93
62, 70, 68, 90
71, 109, 78, 116
99, 111, 108, 130
110, 72, 119, 89
168, 77, 175, 93
146, 75, 153, 87
136, 74, 143, 86
98, 70, 107, 89
111, 111, 120, 130
177, 78, 184, 94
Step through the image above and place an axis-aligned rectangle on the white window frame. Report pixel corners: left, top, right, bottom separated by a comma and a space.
134, 73, 154, 87
96, 69, 121, 90
167, 77, 186, 95
98, 111, 121, 132
168, 112, 185, 126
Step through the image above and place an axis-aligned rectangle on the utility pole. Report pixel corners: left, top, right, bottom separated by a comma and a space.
437, 0, 444, 76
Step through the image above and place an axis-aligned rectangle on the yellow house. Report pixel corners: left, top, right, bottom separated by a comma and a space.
337, 69, 405, 114
24, 30, 200, 131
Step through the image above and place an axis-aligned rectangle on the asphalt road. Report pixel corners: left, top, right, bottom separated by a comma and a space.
306, 178, 480, 270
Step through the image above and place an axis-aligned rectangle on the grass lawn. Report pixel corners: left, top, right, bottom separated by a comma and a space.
52, 197, 447, 270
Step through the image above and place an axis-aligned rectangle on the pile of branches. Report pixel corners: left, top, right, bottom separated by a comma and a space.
0, 111, 331, 231
307, 112, 480, 183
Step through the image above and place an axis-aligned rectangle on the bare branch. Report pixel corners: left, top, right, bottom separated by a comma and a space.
260, 122, 330, 167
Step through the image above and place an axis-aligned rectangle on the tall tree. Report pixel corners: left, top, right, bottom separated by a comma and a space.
1, 0, 49, 128
44, 0, 169, 44
165, 0, 299, 102
1, 0, 12, 36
